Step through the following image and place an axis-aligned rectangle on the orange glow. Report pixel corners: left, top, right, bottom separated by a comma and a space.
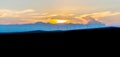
48, 19, 70, 24
56, 20, 67, 23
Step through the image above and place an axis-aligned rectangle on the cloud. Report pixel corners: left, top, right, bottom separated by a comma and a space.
0, 9, 35, 17
0, 9, 120, 26
79, 11, 120, 26
0, 9, 37, 24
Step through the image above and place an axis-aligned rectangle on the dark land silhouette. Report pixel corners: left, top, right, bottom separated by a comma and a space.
0, 27, 119, 48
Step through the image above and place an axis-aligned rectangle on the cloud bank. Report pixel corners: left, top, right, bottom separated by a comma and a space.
81, 11, 120, 26
0, 9, 120, 26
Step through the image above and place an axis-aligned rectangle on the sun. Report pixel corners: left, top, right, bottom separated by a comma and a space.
49, 19, 70, 24
56, 20, 67, 24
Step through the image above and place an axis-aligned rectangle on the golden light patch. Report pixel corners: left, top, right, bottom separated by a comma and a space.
48, 19, 70, 24
56, 20, 67, 23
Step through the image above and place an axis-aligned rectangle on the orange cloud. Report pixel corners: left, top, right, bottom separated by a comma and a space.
79, 11, 120, 26
0, 9, 35, 17
0, 9, 120, 26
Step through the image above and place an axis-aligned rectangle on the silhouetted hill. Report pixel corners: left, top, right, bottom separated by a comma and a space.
0, 27, 119, 48
0, 21, 105, 33
20, 27, 120, 33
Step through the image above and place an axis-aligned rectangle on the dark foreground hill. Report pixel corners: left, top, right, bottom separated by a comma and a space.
0, 27, 120, 48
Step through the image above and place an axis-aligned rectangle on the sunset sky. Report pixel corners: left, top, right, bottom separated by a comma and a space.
0, 0, 120, 26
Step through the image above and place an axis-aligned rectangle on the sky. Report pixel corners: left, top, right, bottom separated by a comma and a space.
0, 0, 120, 26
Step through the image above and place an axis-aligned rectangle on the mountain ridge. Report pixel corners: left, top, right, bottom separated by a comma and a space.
0, 21, 105, 33
0, 27, 119, 48
1, 27, 119, 34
